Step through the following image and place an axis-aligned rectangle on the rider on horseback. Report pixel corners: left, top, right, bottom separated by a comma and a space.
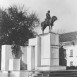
45, 10, 51, 25
41, 10, 57, 33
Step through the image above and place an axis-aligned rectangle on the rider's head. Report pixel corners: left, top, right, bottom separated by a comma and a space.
47, 10, 50, 13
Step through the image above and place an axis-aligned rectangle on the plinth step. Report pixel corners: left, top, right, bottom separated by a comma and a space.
35, 66, 66, 71
39, 71, 77, 77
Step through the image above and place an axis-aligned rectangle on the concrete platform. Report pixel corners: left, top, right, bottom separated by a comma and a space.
1, 71, 29, 77
35, 66, 66, 71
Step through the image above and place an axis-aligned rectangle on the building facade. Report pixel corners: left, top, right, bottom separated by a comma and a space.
59, 31, 77, 67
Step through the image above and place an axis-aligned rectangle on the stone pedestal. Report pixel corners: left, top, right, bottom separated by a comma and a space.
50, 46, 59, 66
9, 59, 20, 71
35, 36, 41, 67
28, 32, 66, 70
40, 32, 59, 66
41, 33, 51, 66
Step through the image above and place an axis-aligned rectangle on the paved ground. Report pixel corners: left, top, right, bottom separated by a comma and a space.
0, 70, 77, 77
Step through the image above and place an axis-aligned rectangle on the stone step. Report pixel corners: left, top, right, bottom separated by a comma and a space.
36, 66, 66, 71
50, 71, 77, 74
34, 71, 77, 77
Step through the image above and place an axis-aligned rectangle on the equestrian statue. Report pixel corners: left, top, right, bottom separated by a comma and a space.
41, 10, 57, 34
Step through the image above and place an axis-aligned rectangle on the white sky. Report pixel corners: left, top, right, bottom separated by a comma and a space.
0, 0, 77, 34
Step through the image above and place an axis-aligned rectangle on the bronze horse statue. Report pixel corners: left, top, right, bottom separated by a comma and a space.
41, 16, 57, 34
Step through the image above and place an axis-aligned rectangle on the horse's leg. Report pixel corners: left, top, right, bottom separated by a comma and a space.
41, 23, 47, 34
42, 29, 44, 34
41, 27, 44, 34
51, 25, 52, 30
49, 25, 51, 32
50, 25, 52, 32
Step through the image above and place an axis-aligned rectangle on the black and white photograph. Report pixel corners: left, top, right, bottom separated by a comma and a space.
0, 0, 77, 77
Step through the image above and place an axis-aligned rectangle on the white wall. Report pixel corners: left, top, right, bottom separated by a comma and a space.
1, 45, 28, 71
1, 45, 12, 71
64, 45, 77, 66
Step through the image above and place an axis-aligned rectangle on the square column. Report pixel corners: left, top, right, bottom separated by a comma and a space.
40, 32, 59, 66
50, 46, 59, 66
1, 45, 12, 71
50, 33, 59, 66
27, 46, 35, 71
41, 33, 51, 66
29, 36, 41, 67
35, 36, 41, 67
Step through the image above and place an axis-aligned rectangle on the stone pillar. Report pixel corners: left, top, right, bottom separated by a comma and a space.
1, 45, 12, 71
29, 36, 41, 67
35, 36, 41, 67
40, 32, 59, 66
50, 33, 59, 66
50, 46, 59, 66
41, 33, 51, 66
27, 46, 35, 71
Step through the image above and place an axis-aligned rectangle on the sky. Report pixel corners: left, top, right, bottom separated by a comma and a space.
0, 0, 77, 34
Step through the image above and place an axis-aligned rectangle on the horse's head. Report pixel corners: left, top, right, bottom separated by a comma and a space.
52, 16, 57, 22
49, 16, 58, 27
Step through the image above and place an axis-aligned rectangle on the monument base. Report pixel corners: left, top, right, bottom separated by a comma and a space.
35, 66, 66, 71
2, 71, 28, 77
9, 59, 20, 71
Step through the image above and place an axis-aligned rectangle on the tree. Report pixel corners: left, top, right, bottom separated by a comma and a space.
0, 5, 39, 46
